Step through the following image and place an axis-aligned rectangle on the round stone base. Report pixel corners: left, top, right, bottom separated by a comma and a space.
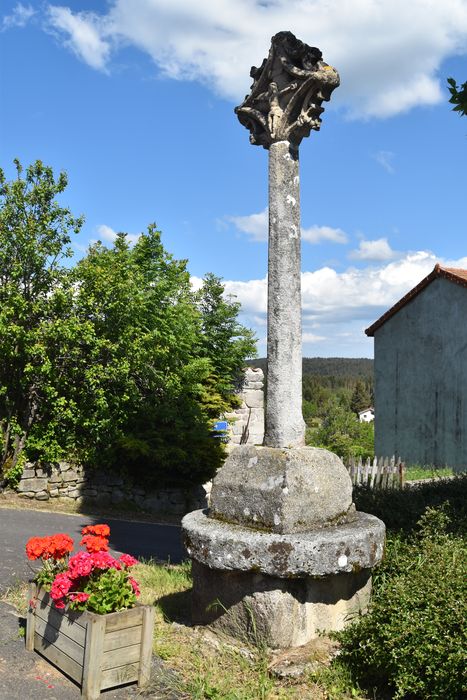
191, 560, 372, 648
182, 509, 385, 578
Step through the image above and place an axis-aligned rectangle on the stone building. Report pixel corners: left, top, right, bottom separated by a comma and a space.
366, 264, 467, 471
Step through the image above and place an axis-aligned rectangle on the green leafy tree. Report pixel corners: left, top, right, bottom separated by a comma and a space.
0, 160, 83, 474
67, 228, 220, 485
448, 77, 467, 117
350, 379, 371, 415
309, 400, 374, 461
69, 233, 256, 486
197, 273, 257, 406
0, 160, 257, 487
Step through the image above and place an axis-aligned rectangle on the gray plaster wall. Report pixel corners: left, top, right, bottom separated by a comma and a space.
374, 277, 467, 471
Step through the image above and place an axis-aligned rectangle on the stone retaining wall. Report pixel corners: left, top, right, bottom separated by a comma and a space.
13, 461, 208, 516
6, 367, 265, 516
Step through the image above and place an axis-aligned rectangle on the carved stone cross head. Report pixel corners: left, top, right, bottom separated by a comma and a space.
235, 31, 339, 149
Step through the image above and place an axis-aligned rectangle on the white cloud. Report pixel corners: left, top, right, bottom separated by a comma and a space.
221, 250, 467, 355
302, 225, 348, 245
2, 3, 35, 30
45, 0, 467, 118
374, 150, 395, 174
228, 209, 268, 242
96, 224, 140, 245
302, 331, 326, 343
349, 238, 397, 262
47, 6, 111, 71
228, 208, 347, 244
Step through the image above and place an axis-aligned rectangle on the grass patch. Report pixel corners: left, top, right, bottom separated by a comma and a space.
405, 465, 453, 481
0, 580, 29, 616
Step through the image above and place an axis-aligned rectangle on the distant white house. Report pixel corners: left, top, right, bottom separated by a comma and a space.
358, 407, 375, 423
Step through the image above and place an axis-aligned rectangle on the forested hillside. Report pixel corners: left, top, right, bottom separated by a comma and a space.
248, 357, 373, 382
248, 357, 375, 460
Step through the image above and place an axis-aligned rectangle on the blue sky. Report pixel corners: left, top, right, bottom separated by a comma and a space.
2, 0, 467, 358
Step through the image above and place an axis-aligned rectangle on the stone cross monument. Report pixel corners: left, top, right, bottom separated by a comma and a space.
235, 31, 339, 447
182, 33, 385, 649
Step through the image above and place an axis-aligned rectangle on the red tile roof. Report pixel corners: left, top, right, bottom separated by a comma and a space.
365, 264, 467, 337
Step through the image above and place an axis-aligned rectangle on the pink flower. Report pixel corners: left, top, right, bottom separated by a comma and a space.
129, 577, 140, 596
50, 572, 73, 609
91, 551, 121, 570
119, 554, 139, 568
50, 573, 72, 600
68, 551, 93, 579
69, 592, 90, 603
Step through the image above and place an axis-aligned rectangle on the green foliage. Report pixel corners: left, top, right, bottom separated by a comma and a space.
78, 568, 137, 614
308, 399, 374, 461
336, 505, 467, 699
0, 160, 256, 486
0, 159, 83, 473
197, 273, 257, 404
354, 474, 467, 536
349, 380, 371, 415
448, 77, 467, 117
2, 451, 26, 487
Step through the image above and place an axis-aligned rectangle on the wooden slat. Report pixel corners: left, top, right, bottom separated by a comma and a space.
103, 625, 142, 651
26, 582, 36, 652
370, 457, 377, 488
138, 605, 155, 688
104, 606, 143, 632
100, 663, 139, 691
363, 458, 370, 487
35, 588, 87, 629
102, 643, 140, 671
34, 631, 83, 684
34, 600, 87, 647
82, 614, 106, 700
34, 615, 85, 665
399, 461, 406, 489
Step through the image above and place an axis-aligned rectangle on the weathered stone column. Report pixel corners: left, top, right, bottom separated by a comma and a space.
234, 30, 340, 446
266, 141, 305, 446
182, 32, 386, 650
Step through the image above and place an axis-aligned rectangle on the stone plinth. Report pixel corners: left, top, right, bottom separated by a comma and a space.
209, 445, 353, 533
182, 446, 385, 648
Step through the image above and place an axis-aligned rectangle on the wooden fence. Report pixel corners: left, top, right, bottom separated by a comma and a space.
344, 456, 406, 490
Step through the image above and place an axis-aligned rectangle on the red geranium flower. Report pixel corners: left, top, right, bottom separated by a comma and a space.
81, 524, 110, 538
80, 534, 109, 553
26, 536, 48, 560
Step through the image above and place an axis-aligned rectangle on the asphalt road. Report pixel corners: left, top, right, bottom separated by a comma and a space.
0, 506, 185, 592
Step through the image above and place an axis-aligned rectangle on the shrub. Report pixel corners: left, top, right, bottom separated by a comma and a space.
353, 473, 467, 537
336, 506, 467, 699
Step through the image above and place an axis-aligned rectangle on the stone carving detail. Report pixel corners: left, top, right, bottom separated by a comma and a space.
235, 31, 340, 149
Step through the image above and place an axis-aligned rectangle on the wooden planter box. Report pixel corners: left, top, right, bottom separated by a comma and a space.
26, 583, 155, 700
